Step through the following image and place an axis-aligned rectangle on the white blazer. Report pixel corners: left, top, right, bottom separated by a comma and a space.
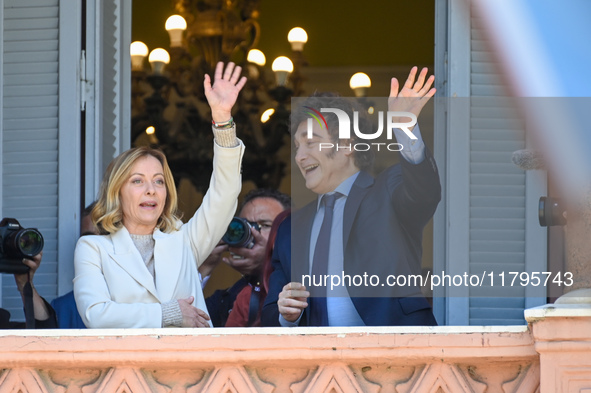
73, 142, 244, 328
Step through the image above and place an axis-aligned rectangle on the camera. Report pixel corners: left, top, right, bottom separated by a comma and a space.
0, 218, 44, 274
222, 217, 261, 248
538, 197, 567, 227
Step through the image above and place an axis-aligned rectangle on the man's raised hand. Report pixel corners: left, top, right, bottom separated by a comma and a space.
388, 66, 436, 120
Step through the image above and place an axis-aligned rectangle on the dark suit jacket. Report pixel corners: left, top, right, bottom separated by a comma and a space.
261, 149, 441, 327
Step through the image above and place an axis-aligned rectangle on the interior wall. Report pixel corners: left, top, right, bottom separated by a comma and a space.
132, 0, 435, 68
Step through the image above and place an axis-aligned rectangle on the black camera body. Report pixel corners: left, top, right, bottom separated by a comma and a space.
222, 217, 261, 249
538, 197, 567, 227
0, 218, 44, 274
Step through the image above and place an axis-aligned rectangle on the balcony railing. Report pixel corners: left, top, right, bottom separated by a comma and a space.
0, 303, 589, 392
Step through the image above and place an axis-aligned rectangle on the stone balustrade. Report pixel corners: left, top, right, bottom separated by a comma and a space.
0, 304, 589, 392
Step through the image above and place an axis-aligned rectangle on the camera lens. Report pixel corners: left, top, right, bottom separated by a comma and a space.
15, 229, 44, 257
222, 217, 257, 248
0, 218, 44, 274
223, 217, 251, 247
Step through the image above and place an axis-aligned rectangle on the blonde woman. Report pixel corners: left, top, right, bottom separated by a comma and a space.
74, 62, 246, 328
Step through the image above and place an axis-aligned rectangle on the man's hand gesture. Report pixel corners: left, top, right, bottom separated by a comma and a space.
388, 66, 436, 121
278, 282, 310, 323
226, 228, 267, 277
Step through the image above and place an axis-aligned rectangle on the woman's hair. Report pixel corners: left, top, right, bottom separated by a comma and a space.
92, 147, 181, 234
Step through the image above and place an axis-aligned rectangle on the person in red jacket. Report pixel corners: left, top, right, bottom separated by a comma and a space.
225, 208, 291, 327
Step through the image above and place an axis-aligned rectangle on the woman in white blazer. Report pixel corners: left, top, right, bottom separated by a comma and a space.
74, 62, 246, 328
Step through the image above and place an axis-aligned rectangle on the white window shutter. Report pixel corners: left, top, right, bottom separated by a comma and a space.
0, 0, 131, 321
435, 0, 547, 325
84, 0, 131, 204
1, 0, 62, 319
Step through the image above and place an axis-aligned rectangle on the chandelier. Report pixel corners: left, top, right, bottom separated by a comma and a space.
130, 0, 311, 193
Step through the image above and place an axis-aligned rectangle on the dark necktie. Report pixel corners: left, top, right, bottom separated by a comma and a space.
309, 192, 339, 326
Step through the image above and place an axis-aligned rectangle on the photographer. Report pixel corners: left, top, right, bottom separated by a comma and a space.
0, 217, 56, 329
201, 189, 291, 327
0, 252, 57, 329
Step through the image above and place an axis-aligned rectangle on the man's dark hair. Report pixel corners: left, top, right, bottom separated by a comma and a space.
240, 189, 291, 213
290, 91, 375, 171
80, 201, 98, 237
82, 201, 96, 217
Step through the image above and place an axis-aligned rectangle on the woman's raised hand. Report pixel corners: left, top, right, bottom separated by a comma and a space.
204, 62, 247, 123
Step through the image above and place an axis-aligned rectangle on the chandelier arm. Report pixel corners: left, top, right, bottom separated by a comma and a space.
132, 0, 307, 193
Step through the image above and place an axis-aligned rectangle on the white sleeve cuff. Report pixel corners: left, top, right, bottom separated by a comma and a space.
395, 123, 426, 164
279, 312, 303, 327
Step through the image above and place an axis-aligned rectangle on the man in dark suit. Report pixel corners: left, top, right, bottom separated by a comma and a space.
261, 67, 440, 327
